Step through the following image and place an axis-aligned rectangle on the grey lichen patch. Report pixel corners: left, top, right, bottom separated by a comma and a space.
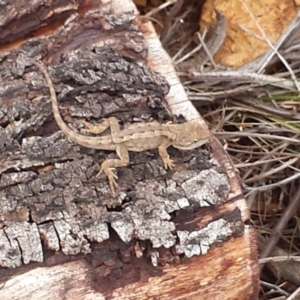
110, 200, 176, 248
0, 171, 37, 188
0, 126, 13, 151
0, 222, 43, 268
0, 229, 22, 268
81, 221, 109, 243
0, 132, 83, 182
181, 169, 229, 206
53, 219, 91, 255
176, 197, 190, 209
22, 133, 74, 160
176, 219, 244, 258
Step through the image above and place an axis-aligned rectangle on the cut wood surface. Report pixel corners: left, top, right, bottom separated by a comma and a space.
0, 0, 259, 299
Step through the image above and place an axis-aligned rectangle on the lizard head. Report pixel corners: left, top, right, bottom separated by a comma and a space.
171, 122, 210, 150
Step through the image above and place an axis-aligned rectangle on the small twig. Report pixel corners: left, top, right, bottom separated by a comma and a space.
282, 12, 300, 49
190, 88, 260, 103
185, 70, 295, 89
177, 10, 226, 71
244, 172, 300, 194
193, 10, 227, 68
140, 15, 163, 28
287, 285, 300, 300
214, 131, 300, 143
185, 71, 295, 90
283, 41, 300, 54
237, 23, 266, 42
260, 280, 290, 297
259, 255, 300, 264
232, 98, 300, 121
235, 156, 298, 169
244, 157, 299, 184
259, 186, 300, 260
144, 0, 177, 17
172, 37, 194, 62
161, 18, 184, 45
175, 30, 207, 64
203, 100, 300, 121
188, 84, 256, 100
195, 32, 217, 68
161, 8, 191, 45
160, 0, 184, 44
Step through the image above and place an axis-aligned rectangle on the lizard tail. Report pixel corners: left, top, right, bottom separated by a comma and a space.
31, 60, 87, 145
31, 59, 114, 151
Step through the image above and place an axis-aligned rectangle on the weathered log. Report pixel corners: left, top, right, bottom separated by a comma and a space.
0, 0, 259, 299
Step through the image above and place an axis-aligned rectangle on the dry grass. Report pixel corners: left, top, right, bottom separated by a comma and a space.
138, 1, 300, 299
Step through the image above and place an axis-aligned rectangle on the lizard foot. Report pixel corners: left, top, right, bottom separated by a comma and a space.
96, 166, 118, 196
163, 157, 175, 170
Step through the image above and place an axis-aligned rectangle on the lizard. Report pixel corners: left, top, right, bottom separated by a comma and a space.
32, 60, 210, 196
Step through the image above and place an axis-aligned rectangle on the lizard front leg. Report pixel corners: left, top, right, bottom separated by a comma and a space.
97, 145, 129, 196
158, 144, 175, 170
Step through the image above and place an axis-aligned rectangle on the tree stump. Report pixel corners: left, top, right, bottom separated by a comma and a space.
0, 0, 259, 299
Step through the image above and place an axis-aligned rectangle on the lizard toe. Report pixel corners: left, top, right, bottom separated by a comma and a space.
109, 177, 118, 197
109, 186, 117, 197
96, 169, 103, 178
164, 159, 175, 170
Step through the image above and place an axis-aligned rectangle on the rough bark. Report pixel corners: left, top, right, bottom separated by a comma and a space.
0, 0, 259, 299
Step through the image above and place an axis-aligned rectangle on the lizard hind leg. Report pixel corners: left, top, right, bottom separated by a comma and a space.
97, 145, 130, 196
96, 162, 118, 197
80, 117, 120, 135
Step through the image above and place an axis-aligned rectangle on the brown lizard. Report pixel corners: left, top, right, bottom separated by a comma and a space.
32, 60, 210, 196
